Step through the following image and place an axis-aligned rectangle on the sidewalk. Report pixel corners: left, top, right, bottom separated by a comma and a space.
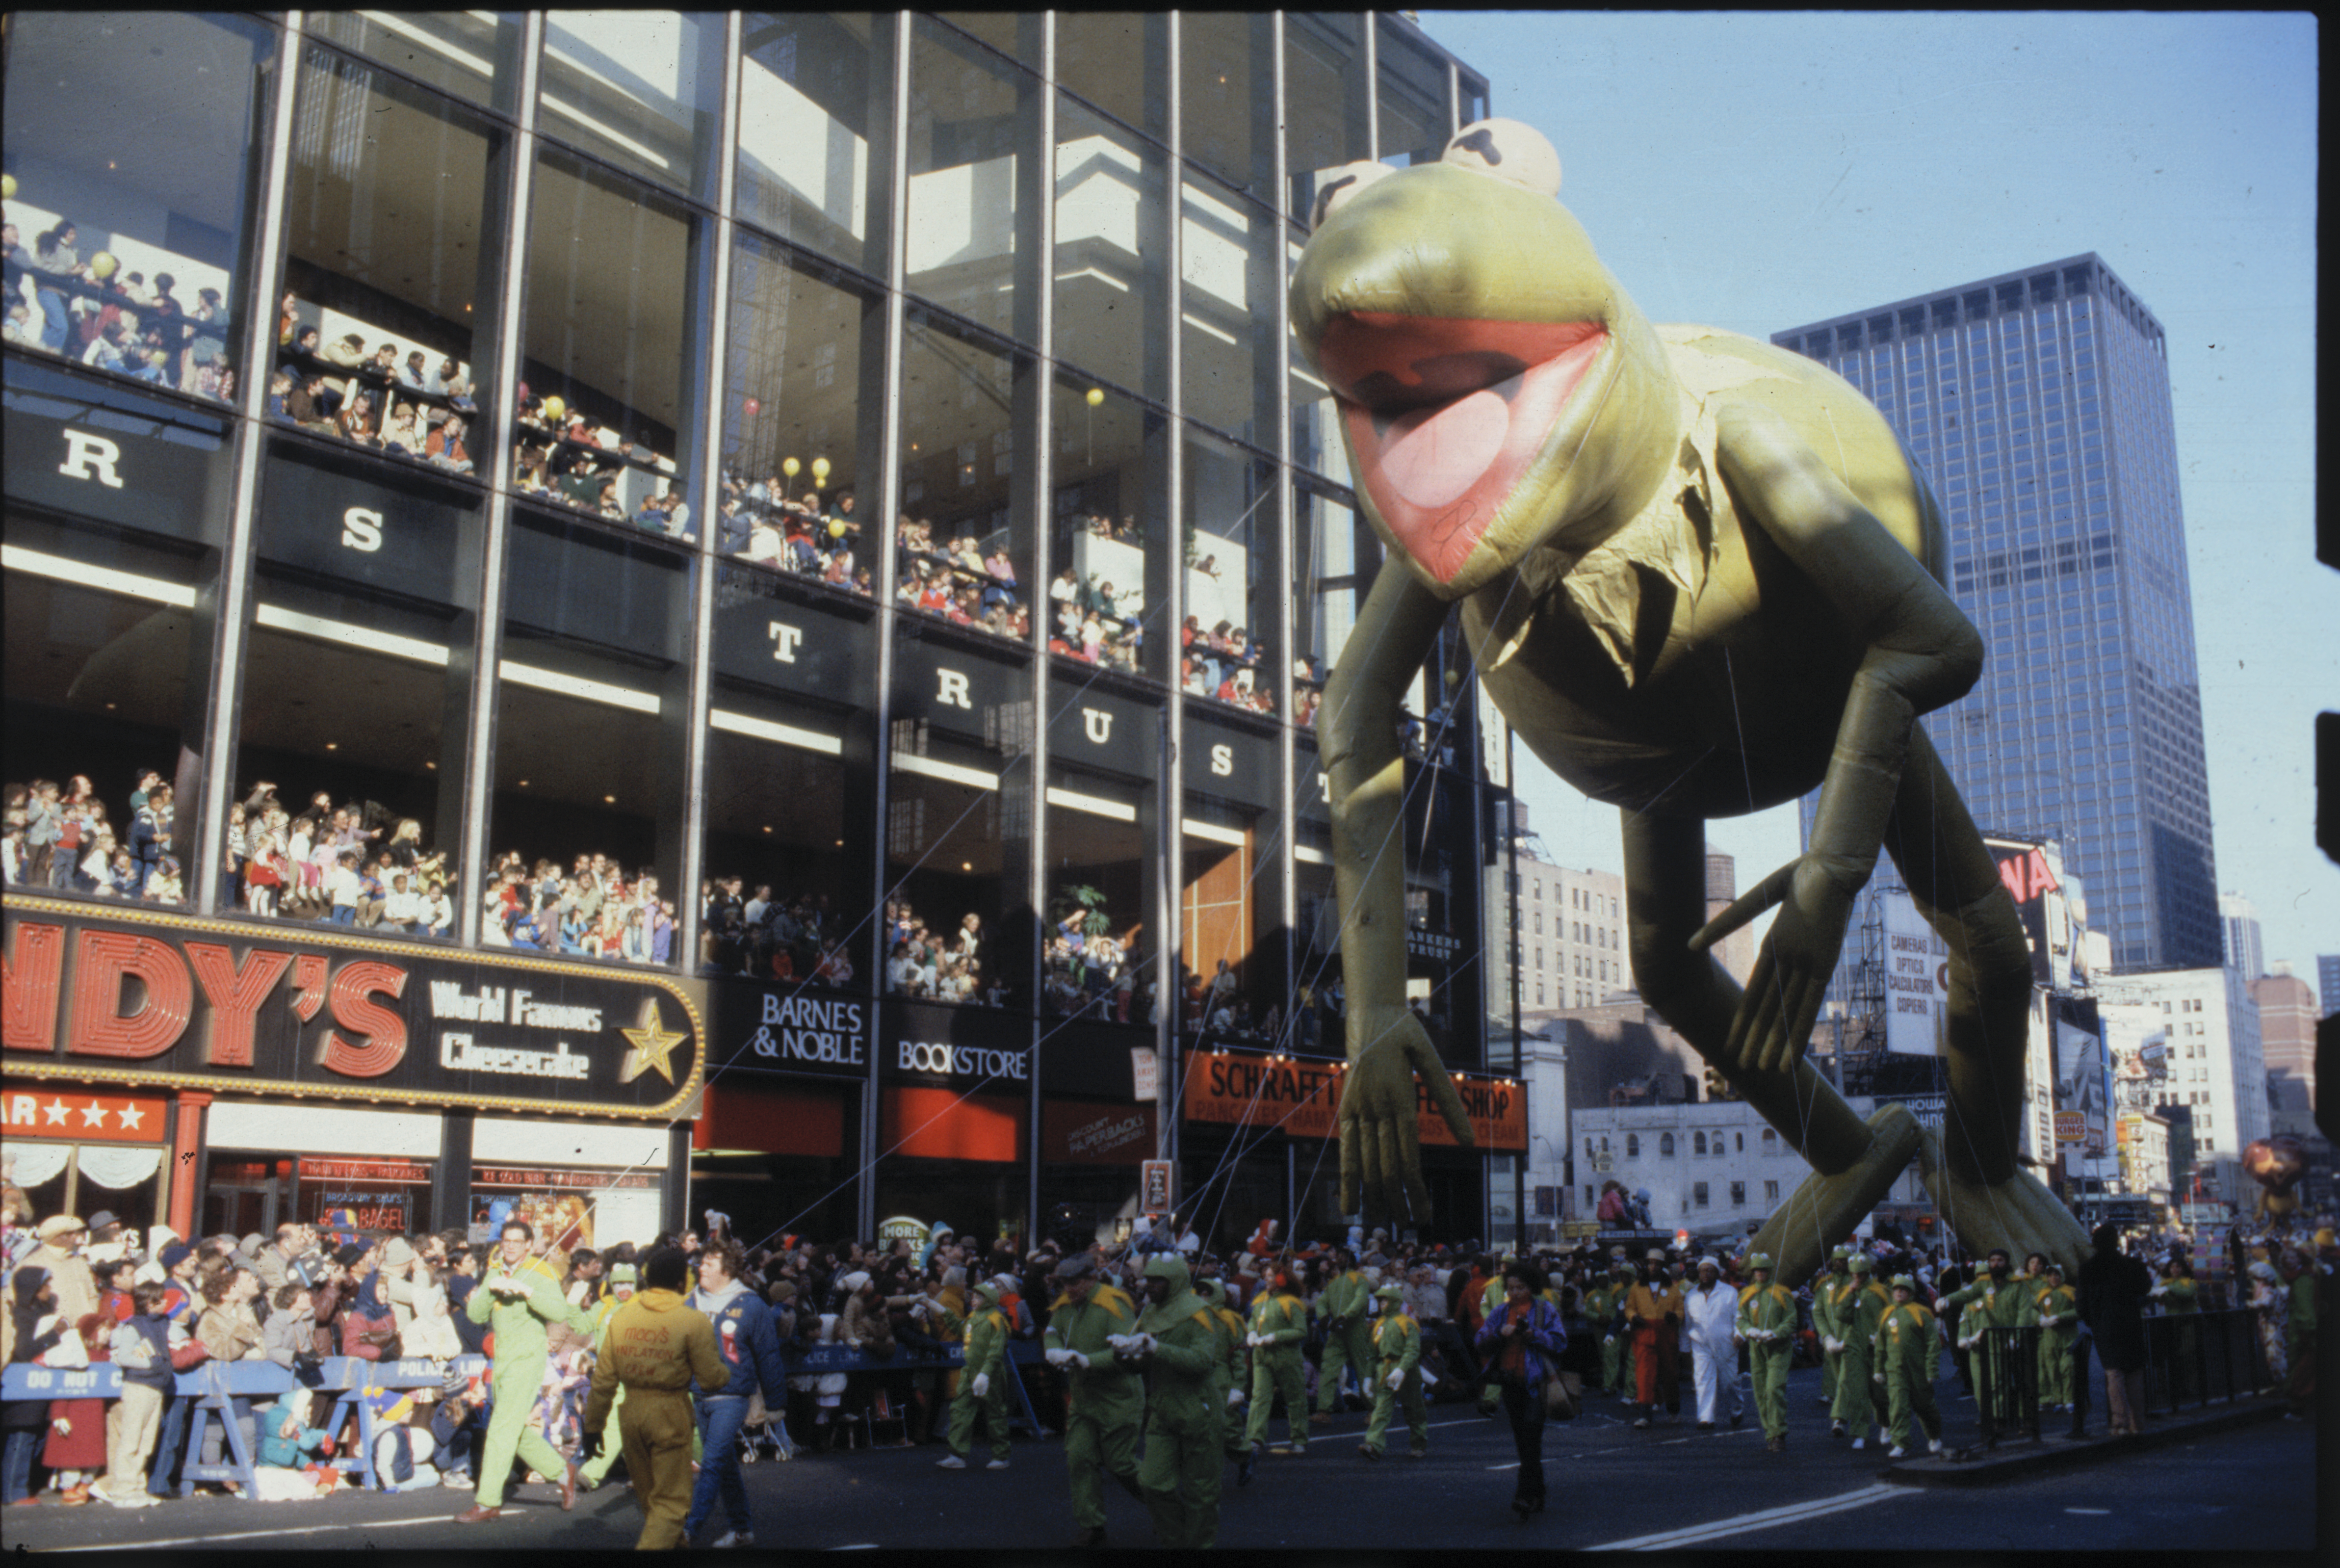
1879, 1391, 2295, 1487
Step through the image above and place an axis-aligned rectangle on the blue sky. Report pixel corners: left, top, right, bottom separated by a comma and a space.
1416, 11, 2330, 982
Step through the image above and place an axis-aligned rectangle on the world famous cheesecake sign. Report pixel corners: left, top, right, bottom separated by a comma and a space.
3, 898, 701, 1117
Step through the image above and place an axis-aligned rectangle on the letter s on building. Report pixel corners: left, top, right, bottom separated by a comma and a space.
318, 960, 409, 1076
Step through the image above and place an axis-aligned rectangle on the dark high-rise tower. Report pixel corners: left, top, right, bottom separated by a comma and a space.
1778, 255, 2220, 974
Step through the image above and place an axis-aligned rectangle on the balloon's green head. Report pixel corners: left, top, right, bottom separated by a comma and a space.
1290, 120, 1674, 599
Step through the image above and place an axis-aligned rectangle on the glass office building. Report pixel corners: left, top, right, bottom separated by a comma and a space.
1778, 254, 2222, 1001
3, 11, 1517, 1251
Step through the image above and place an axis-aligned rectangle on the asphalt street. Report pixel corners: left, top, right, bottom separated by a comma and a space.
2, 1362, 2317, 1554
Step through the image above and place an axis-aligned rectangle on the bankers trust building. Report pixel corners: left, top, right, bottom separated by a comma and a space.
2, 11, 1523, 1253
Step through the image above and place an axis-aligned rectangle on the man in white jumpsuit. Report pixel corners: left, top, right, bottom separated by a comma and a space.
1682, 1257, 1745, 1430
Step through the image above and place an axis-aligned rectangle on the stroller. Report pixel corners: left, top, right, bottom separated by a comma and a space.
737, 1391, 795, 1462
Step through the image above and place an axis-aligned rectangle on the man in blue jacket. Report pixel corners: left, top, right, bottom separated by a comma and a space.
685, 1240, 792, 1548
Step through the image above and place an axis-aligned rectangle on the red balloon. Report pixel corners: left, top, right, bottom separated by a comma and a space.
742, 397, 760, 417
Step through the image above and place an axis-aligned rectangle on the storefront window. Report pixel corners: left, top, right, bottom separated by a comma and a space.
1044, 680, 1159, 1024
275, 42, 504, 490
1048, 374, 1167, 682
1375, 19, 1451, 165
737, 12, 883, 275
904, 16, 1039, 346
1180, 428, 1279, 717
488, 510, 694, 963
2, 11, 273, 406
895, 309, 1033, 646
717, 233, 878, 598
4, 358, 235, 904
1283, 13, 1371, 224
704, 557, 877, 984
4, 1094, 170, 1242
1180, 176, 1281, 448
1053, 92, 1169, 404
1179, 13, 1276, 200
540, 11, 727, 206
885, 628, 1034, 1010
1293, 482, 1373, 727
303, 12, 528, 117
516, 150, 709, 539
229, 439, 486, 935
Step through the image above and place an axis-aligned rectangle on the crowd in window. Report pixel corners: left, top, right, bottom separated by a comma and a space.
3, 775, 181, 906
5, 219, 236, 401
224, 786, 456, 936
885, 903, 1007, 1007
714, 463, 872, 597
1042, 898, 1143, 1020
894, 516, 1025, 639
514, 390, 691, 537
702, 879, 856, 986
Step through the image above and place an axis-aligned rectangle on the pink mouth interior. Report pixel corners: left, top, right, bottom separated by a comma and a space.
1320, 314, 1606, 585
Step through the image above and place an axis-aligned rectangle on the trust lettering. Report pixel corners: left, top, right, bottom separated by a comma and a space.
3, 920, 406, 1077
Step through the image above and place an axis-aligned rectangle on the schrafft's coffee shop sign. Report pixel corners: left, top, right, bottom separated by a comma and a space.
3, 898, 702, 1117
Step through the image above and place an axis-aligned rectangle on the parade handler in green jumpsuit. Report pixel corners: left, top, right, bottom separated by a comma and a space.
1870, 1274, 1943, 1458
1245, 1264, 1312, 1454
1359, 1285, 1428, 1459
1114, 1254, 1224, 1549
1583, 1263, 1623, 1397
2033, 1261, 2078, 1412
1042, 1253, 1145, 1548
1734, 1252, 1798, 1453
1828, 1253, 1893, 1448
1202, 1281, 1255, 1484
456, 1219, 589, 1523
577, 1261, 640, 1490
937, 1277, 1013, 1470
1939, 1247, 2030, 1443
579, 1246, 725, 1549
1811, 1245, 1852, 1407
1602, 1259, 1637, 1399
1311, 1249, 1373, 1421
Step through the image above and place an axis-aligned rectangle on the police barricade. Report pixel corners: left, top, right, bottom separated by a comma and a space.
301, 1353, 492, 1491
1972, 1325, 2042, 1447
2141, 1308, 2274, 1416
783, 1338, 1051, 1440
2, 1355, 493, 1500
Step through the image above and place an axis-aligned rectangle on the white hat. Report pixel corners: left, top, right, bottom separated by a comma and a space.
840, 1271, 872, 1293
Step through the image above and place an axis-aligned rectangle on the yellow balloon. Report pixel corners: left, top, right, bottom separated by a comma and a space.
829, 519, 847, 539
1084, 388, 1105, 408
88, 251, 118, 281
541, 395, 566, 424
1, 173, 16, 200
811, 457, 831, 480
783, 457, 801, 478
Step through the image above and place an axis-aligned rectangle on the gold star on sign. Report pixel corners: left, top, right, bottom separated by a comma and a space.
618, 998, 687, 1085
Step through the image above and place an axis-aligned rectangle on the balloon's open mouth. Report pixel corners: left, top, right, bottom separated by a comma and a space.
1320, 313, 1607, 585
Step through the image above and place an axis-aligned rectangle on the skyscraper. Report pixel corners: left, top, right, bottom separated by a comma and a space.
2319, 956, 2340, 1021
2218, 891, 2265, 982
1778, 255, 2221, 974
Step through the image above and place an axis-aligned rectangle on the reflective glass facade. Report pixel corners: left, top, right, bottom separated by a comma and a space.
1780, 254, 2221, 987
4, 11, 1508, 1246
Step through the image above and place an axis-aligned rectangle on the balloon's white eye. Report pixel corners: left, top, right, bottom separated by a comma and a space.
1442, 118, 1561, 197
1310, 160, 1395, 232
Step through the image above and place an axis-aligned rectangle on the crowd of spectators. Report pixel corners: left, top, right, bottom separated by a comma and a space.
271, 296, 480, 475
895, 515, 1026, 641
4, 774, 181, 906
883, 902, 1007, 1007
701, 878, 854, 985
4, 219, 235, 402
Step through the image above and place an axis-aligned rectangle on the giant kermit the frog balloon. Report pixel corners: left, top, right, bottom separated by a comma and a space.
1297, 121, 2087, 1286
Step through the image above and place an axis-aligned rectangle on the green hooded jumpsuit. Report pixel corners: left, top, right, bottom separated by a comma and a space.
1133, 1255, 1224, 1549
1043, 1271, 1144, 1531
1734, 1261, 1797, 1443
1870, 1285, 1942, 1452
1361, 1286, 1426, 1456
946, 1283, 1013, 1462
1244, 1278, 1311, 1451
1312, 1264, 1372, 1415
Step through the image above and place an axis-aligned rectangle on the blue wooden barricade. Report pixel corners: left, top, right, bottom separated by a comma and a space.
3, 1355, 491, 1499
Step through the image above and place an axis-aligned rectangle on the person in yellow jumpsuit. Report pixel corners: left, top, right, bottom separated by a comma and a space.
581, 1246, 724, 1550
1359, 1285, 1427, 1459
2032, 1261, 2078, 1413
456, 1219, 591, 1524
